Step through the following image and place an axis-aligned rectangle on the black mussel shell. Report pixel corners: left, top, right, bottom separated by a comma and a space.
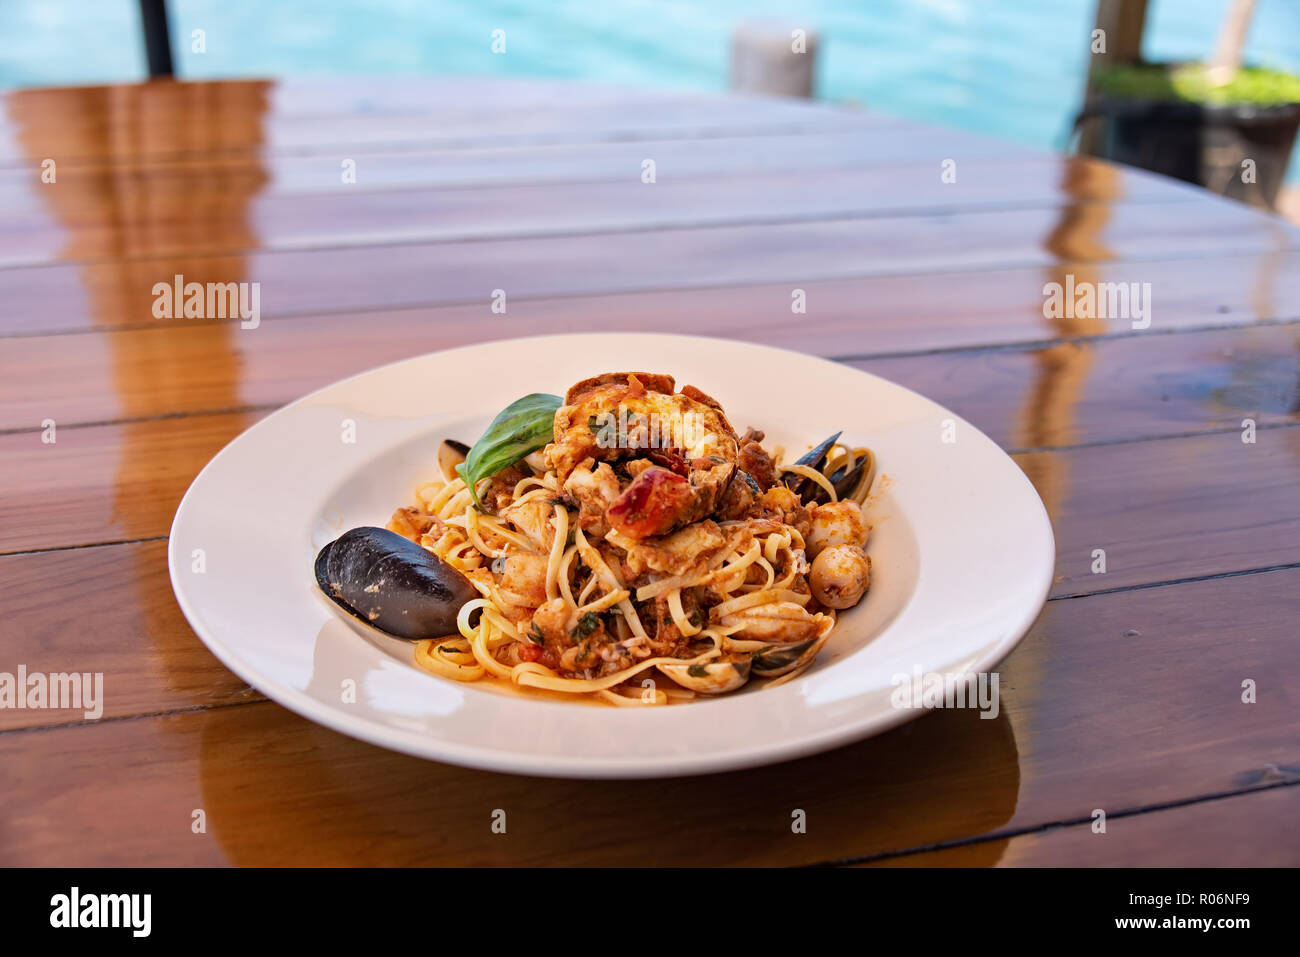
784, 431, 843, 503
314, 527, 477, 640
793, 431, 841, 470
796, 458, 868, 506
829, 457, 868, 499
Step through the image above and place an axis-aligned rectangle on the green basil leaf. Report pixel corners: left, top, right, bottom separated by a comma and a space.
455, 393, 561, 509
569, 612, 600, 640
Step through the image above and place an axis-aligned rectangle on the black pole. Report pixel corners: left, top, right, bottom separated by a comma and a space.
138, 0, 174, 77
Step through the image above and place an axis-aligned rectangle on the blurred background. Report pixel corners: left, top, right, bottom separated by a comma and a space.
1, 0, 1299, 211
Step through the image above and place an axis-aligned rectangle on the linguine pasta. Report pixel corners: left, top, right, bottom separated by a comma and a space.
387, 372, 876, 707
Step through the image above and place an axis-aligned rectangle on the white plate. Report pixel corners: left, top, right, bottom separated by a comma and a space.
169, 333, 1053, 778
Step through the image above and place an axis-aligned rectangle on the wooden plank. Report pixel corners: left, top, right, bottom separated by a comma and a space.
861, 322, 1300, 449
0, 201, 1294, 336
0, 76, 863, 130
0, 412, 258, 554
2, 309, 1297, 442
0, 77, 699, 123
0, 84, 892, 165
1, 567, 1295, 865
858, 784, 1300, 867
1022, 427, 1300, 596
0, 156, 1201, 267
0, 126, 1021, 198
0, 541, 258, 732
2, 248, 1292, 352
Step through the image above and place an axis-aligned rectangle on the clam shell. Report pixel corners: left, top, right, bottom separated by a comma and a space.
657, 658, 752, 694
751, 637, 819, 678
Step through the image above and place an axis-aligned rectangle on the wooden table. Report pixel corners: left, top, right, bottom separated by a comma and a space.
1, 77, 1297, 867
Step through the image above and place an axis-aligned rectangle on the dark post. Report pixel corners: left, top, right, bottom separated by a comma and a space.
139, 0, 175, 78
1077, 0, 1148, 153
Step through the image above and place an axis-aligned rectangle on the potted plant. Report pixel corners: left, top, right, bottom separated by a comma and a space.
1079, 0, 1300, 209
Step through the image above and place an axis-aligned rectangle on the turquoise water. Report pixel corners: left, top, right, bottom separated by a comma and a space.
2, 0, 1299, 177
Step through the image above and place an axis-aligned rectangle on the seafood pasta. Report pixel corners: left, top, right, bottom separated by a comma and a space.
327, 372, 876, 707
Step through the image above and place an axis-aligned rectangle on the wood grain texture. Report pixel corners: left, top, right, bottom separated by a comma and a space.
0, 156, 1203, 267
0, 412, 258, 553
0, 541, 258, 731
2, 567, 1295, 865
862, 323, 1300, 449
3, 313, 1296, 439
1021, 427, 1300, 596
1, 200, 1295, 336
0, 80, 898, 163
6, 249, 1294, 343
858, 784, 1300, 867
1, 76, 1295, 866
0, 126, 1020, 199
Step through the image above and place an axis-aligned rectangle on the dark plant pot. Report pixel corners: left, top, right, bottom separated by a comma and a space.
1083, 90, 1300, 208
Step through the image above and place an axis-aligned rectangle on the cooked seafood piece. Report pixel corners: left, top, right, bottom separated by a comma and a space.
717, 601, 830, 643
657, 657, 752, 694
388, 505, 439, 543
562, 461, 622, 536
499, 497, 556, 550
496, 547, 550, 608
809, 544, 871, 609
826, 453, 872, 502
783, 431, 875, 504
619, 519, 726, 577
547, 372, 739, 539
782, 432, 840, 501
314, 526, 477, 640
736, 429, 777, 490
751, 636, 822, 678
437, 439, 470, 481
805, 500, 869, 559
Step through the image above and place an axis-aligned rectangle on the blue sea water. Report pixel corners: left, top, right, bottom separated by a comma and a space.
2, 0, 1298, 177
